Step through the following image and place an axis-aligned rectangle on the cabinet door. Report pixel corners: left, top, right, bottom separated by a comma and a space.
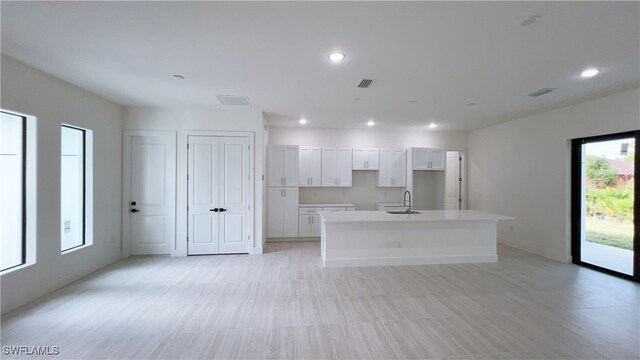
352, 148, 367, 170
268, 145, 284, 186
299, 214, 311, 237
282, 145, 299, 186
394, 150, 407, 186
321, 148, 337, 186
299, 146, 311, 187
366, 148, 380, 170
412, 148, 430, 170
309, 147, 322, 186
282, 188, 299, 237
310, 215, 321, 237
431, 149, 445, 170
337, 148, 352, 187
378, 149, 393, 186
267, 187, 284, 237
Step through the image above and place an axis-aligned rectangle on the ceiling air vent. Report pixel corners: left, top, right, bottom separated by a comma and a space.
357, 79, 373, 88
216, 95, 252, 106
528, 88, 554, 97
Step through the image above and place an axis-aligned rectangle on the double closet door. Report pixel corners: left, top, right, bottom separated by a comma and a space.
188, 136, 250, 255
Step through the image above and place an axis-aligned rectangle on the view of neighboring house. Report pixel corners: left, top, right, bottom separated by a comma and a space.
606, 158, 635, 186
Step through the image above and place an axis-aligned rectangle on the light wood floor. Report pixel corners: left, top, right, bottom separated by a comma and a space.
1, 242, 639, 360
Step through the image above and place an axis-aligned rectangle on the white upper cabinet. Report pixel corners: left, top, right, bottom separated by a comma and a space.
299, 146, 322, 187
378, 149, 407, 187
268, 144, 299, 187
352, 147, 380, 170
412, 148, 445, 170
321, 147, 352, 187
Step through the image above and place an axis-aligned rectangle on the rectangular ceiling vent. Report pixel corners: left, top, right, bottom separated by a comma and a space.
357, 79, 373, 88
528, 88, 554, 97
216, 95, 252, 106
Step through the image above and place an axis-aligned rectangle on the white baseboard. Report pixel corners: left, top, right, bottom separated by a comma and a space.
267, 237, 320, 243
323, 254, 498, 268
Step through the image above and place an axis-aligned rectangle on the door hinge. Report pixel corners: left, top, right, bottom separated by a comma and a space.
187, 144, 190, 149
248, 235, 250, 240
248, 205, 250, 210
459, 178, 462, 181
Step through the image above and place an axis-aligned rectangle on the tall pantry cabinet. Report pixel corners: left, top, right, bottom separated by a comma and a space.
267, 145, 299, 238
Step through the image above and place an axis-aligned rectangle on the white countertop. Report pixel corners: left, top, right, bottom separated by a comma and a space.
299, 203, 355, 208
321, 210, 513, 223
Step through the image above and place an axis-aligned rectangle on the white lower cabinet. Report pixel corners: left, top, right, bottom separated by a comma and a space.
268, 187, 299, 238
298, 205, 354, 238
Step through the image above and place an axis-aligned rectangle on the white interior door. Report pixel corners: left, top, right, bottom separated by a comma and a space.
445, 151, 461, 210
218, 137, 250, 253
128, 133, 176, 255
188, 136, 250, 255
188, 136, 219, 255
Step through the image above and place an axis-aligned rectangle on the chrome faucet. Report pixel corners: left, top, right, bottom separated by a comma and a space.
403, 190, 412, 214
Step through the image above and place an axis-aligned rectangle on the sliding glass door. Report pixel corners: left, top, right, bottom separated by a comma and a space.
572, 130, 639, 281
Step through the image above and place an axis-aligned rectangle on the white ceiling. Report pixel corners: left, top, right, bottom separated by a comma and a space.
1, 1, 638, 131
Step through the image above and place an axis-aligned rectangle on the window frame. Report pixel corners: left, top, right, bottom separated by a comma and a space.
0, 110, 27, 272
61, 124, 87, 253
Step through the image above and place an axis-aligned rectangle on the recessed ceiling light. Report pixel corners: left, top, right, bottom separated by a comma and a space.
354, 98, 361, 101
329, 52, 345, 62
409, 100, 418, 103
299, 118, 307, 125
580, 67, 600, 78
520, 15, 541, 27
466, 102, 476, 106
172, 74, 185, 80
367, 120, 375, 127
429, 123, 437, 129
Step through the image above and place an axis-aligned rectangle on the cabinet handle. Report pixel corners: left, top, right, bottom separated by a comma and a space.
284, 189, 287, 197
284, 176, 287, 185
281, 189, 284, 197
309, 217, 311, 225
365, 161, 368, 168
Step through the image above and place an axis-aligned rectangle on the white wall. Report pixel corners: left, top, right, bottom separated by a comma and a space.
124, 107, 266, 254
468, 88, 639, 262
0, 56, 123, 314
269, 127, 467, 210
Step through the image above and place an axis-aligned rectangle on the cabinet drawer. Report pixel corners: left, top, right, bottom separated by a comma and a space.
322, 207, 347, 212
299, 207, 322, 215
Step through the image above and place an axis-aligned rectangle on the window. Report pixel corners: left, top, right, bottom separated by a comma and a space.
61, 125, 87, 252
1, 111, 27, 271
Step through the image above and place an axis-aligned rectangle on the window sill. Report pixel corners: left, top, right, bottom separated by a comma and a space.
1, 262, 35, 276
61, 243, 93, 255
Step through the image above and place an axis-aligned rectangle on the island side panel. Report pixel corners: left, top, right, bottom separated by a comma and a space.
322, 220, 498, 267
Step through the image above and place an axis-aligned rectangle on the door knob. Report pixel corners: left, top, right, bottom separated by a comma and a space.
210, 208, 219, 212
131, 209, 139, 213
219, 208, 227, 212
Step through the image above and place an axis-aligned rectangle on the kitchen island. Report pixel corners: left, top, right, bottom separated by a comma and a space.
320, 210, 513, 267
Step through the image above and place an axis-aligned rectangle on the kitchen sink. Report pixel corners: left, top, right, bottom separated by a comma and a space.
386, 210, 421, 214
